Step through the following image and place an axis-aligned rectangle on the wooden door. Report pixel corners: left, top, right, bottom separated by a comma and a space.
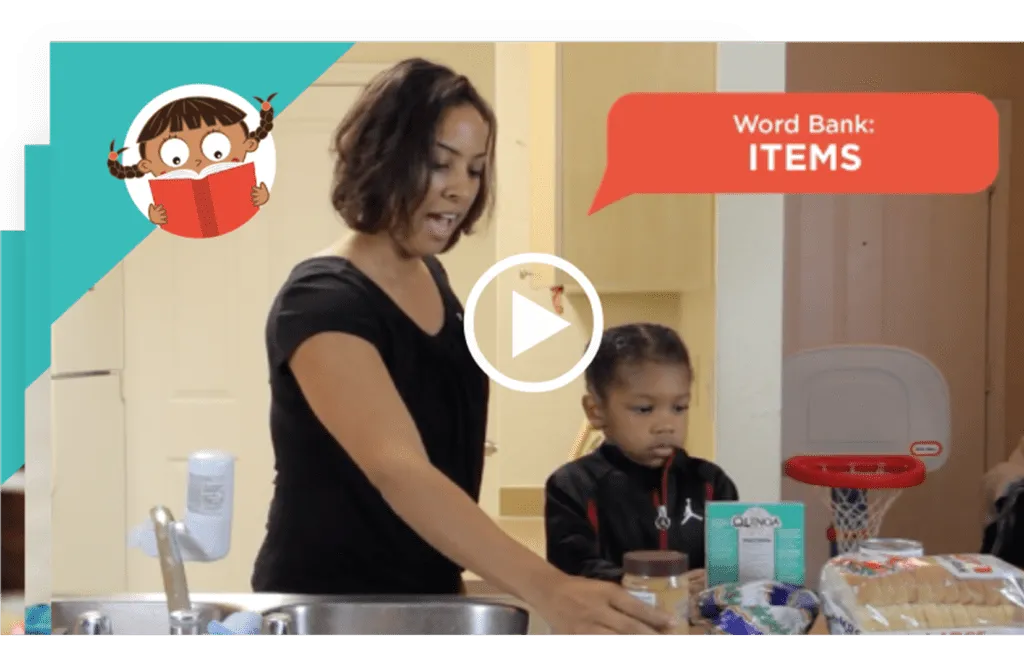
51, 264, 128, 595
782, 103, 1010, 575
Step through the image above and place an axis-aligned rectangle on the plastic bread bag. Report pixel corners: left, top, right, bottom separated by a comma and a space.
820, 553, 1024, 634
694, 581, 821, 634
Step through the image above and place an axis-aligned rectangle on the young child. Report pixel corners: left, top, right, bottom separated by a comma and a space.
544, 323, 739, 590
107, 93, 277, 227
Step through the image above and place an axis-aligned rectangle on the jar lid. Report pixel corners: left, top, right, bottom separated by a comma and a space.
623, 550, 688, 577
858, 538, 923, 559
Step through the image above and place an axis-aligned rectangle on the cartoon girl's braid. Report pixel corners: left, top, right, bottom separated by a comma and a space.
107, 140, 146, 180
250, 93, 278, 141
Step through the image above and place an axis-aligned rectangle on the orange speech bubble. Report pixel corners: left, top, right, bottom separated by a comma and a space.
589, 92, 999, 214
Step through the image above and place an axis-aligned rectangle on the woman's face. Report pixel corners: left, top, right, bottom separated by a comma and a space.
401, 104, 489, 256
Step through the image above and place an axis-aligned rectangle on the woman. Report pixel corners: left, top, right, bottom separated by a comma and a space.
251, 58, 674, 635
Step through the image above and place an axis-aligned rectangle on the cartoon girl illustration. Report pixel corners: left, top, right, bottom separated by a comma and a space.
107, 92, 277, 238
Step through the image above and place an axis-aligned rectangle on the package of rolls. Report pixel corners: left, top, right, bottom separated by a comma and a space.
820, 553, 1024, 634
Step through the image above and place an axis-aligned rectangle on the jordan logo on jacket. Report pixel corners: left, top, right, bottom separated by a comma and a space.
679, 498, 704, 526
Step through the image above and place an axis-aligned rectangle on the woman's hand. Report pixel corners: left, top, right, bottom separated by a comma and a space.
686, 569, 707, 626
529, 573, 676, 635
984, 460, 1024, 509
687, 568, 707, 599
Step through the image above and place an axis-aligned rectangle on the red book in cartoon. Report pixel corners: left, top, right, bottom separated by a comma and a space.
149, 161, 260, 239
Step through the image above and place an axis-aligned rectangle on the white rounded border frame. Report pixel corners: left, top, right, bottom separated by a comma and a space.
118, 83, 278, 218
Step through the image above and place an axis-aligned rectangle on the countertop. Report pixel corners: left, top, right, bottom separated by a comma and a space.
0, 593, 24, 634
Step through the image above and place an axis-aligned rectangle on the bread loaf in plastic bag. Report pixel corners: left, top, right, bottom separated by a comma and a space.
820, 553, 1024, 633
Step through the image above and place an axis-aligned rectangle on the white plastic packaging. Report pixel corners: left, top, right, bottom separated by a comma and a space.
128, 450, 235, 562
821, 552, 1024, 635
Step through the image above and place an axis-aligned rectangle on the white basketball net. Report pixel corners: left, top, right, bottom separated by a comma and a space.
818, 486, 904, 555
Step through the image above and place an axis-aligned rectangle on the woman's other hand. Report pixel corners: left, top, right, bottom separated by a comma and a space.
531, 574, 675, 635
984, 460, 1024, 509
686, 568, 707, 599
685, 569, 707, 627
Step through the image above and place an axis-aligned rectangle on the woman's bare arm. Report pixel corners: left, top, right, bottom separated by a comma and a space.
289, 332, 675, 634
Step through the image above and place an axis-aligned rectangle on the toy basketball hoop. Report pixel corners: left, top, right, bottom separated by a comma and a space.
784, 454, 926, 555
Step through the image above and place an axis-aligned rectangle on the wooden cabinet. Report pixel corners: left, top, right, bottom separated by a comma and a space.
527, 43, 716, 294
1, 484, 25, 593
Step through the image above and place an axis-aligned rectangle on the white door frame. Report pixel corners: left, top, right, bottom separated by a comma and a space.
986, 99, 1011, 469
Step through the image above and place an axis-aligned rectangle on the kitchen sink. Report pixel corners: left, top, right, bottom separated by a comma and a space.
50, 596, 246, 635
49, 593, 533, 635
261, 596, 530, 635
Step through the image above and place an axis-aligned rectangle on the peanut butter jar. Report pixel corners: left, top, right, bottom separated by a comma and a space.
622, 550, 690, 635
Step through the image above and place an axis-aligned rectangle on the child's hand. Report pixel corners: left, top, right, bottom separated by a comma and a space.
148, 203, 168, 226
252, 182, 270, 207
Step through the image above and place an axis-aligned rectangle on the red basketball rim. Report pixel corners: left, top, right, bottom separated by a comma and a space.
784, 454, 926, 490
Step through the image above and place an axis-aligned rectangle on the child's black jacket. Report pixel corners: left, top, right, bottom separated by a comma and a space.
544, 441, 739, 581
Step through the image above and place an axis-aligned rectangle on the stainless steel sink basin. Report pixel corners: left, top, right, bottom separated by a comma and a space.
50, 596, 246, 635
49, 593, 533, 635
261, 596, 530, 635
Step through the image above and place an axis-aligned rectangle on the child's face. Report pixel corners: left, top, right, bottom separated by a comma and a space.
138, 121, 258, 177
584, 361, 692, 468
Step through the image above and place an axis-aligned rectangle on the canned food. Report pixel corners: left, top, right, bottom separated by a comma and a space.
858, 538, 924, 559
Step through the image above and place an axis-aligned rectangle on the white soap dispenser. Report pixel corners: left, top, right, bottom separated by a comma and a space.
128, 450, 236, 562
182, 450, 235, 559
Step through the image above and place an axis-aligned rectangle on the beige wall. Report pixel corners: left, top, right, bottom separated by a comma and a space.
787, 43, 1024, 459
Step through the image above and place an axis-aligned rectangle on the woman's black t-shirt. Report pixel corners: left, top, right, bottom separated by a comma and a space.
251, 255, 489, 595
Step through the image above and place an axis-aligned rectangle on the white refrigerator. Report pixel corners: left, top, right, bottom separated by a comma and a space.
49, 264, 128, 596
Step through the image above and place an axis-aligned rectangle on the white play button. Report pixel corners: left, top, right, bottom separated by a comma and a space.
511, 290, 572, 358
463, 252, 604, 394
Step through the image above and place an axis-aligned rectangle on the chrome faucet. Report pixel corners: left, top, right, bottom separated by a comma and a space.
261, 612, 294, 635
71, 611, 113, 635
150, 505, 193, 614
169, 608, 203, 635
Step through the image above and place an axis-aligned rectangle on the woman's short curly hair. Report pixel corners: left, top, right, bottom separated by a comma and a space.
330, 58, 497, 250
